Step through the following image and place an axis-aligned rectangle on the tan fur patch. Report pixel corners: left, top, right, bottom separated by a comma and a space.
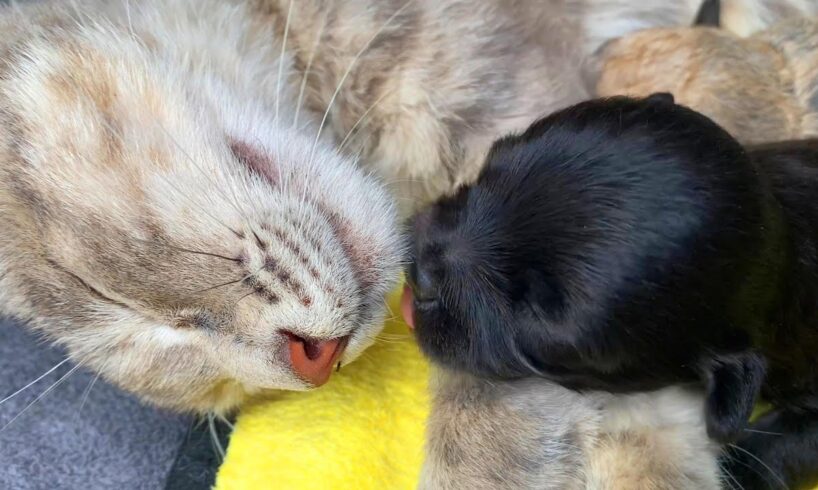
596, 19, 818, 144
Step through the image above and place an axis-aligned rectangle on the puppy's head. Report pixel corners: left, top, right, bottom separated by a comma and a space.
407, 94, 771, 441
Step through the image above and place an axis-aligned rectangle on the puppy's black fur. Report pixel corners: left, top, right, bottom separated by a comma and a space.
408, 95, 818, 487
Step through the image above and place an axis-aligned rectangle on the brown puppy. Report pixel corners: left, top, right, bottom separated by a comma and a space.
593, 17, 818, 144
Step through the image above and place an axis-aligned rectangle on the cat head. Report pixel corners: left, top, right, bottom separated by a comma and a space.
406, 94, 770, 441
0, 17, 403, 413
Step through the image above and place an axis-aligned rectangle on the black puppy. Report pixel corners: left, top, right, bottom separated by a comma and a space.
405, 94, 818, 488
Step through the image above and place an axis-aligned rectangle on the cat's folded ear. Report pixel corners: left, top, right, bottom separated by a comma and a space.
700, 351, 767, 442
645, 92, 675, 105
693, 0, 720, 27
580, 41, 613, 96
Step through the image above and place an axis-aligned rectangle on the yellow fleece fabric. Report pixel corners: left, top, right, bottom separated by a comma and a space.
214, 289, 430, 490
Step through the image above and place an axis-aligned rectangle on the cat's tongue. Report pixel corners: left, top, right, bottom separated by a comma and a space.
401, 284, 415, 330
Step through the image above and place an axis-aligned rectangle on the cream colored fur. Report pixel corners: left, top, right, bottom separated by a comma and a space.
721, 0, 818, 36
594, 17, 818, 144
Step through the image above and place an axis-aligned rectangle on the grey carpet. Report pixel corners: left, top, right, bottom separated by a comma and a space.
0, 319, 193, 490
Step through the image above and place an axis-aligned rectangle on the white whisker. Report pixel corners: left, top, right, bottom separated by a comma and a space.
307, 1, 413, 166
154, 123, 256, 230
727, 443, 788, 490
77, 371, 101, 415
337, 89, 393, 155
216, 414, 235, 430
0, 357, 71, 407
743, 428, 783, 436
208, 413, 226, 460
124, 0, 134, 38
723, 466, 746, 490
97, 117, 243, 237
275, 0, 295, 124
1, 363, 82, 432
292, 10, 328, 129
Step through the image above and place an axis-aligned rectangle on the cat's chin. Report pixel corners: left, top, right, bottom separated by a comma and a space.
173, 371, 337, 415
189, 378, 319, 415
182, 379, 256, 416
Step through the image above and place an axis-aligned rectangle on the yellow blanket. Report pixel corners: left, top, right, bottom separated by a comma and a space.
214, 290, 429, 489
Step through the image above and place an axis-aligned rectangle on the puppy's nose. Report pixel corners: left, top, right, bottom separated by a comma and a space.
413, 267, 437, 303
286, 333, 349, 386
401, 284, 415, 330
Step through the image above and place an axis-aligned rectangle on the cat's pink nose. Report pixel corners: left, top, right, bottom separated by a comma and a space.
286, 333, 348, 386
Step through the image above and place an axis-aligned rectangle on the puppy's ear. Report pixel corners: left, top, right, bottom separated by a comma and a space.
646, 92, 675, 105
700, 351, 766, 442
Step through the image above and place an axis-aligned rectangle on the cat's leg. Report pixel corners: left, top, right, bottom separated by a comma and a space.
419, 372, 595, 490
722, 407, 818, 490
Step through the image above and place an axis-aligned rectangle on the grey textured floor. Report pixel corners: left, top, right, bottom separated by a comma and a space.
0, 320, 191, 490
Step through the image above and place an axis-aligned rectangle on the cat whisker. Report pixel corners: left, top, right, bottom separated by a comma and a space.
152, 170, 243, 238
337, 89, 393, 155
742, 428, 783, 436
383, 298, 396, 318
97, 117, 244, 237
226, 265, 267, 297
77, 371, 102, 416
154, 123, 258, 231
1, 363, 83, 432
275, 0, 295, 124
350, 134, 370, 163
208, 413, 226, 460
382, 320, 409, 330
65, 0, 93, 27
0, 358, 71, 408
296, 1, 413, 238
727, 443, 788, 490
234, 290, 257, 307
217, 414, 235, 430
373, 336, 408, 345
721, 450, 754, 490
377, 333, 411, 340
169, 249, 241, 263
124, 0, 135, 39
307, 0, 414, 166
383, 178, 426, 185
129, 237, 241, 263
292, 9, 328, 129
722, 466, 746, 490
372, 337, 405, 346
195, 276, 248, 294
